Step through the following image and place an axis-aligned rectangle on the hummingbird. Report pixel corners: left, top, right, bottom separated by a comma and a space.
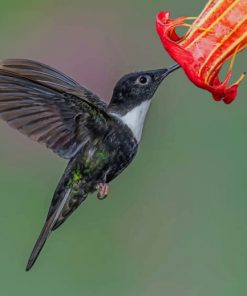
0, 59, 179, 270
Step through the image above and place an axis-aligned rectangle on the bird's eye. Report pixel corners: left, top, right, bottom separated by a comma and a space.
139, 76, 147, 84
137, 75, 150, 85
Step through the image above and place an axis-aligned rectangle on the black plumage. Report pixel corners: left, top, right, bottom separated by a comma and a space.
0, 59, 179, 270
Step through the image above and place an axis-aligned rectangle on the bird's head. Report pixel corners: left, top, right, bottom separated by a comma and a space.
108, 64, 180, 142
108, 64, 180, 116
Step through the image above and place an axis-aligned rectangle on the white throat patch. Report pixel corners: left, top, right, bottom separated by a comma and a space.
111, 100, 151, 143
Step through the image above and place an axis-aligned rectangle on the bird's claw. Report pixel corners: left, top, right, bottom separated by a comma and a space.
97, 183, 109, 200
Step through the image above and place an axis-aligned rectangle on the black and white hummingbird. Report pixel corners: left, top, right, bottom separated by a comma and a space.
0, 59, 179, 270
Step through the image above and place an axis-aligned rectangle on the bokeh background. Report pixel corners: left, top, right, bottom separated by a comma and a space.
0, 1, 246, 295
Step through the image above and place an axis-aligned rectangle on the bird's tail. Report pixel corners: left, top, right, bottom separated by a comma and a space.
26, 159, 88, 271
26, 188, 72, 271
25, 219, 52, 271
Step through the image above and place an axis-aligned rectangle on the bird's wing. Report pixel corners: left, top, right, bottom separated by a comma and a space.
0, 59, 110, 159
0, 59, 107, 109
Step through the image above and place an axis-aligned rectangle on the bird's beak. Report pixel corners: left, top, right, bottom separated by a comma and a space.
166, 64, 181, 75
155, 64, 180, 81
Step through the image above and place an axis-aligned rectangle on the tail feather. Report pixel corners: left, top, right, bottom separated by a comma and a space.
26, 157, 90, 271
26, 188, 72, 271
25, 217, 54, 271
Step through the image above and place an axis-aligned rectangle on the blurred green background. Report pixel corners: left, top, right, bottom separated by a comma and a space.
0, 0, 246, 295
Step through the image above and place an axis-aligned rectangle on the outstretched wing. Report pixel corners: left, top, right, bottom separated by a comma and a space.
0, 59, 110, 159
0, 59, 107, 110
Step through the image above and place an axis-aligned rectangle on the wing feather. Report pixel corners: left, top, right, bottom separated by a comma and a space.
0, 59, 107, 109
0, 59, 111, 159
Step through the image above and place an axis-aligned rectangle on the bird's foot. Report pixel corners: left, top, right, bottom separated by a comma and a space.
97, 183, 109, 200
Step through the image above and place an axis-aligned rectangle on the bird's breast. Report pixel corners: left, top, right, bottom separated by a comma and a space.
109, 100, 151, 143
